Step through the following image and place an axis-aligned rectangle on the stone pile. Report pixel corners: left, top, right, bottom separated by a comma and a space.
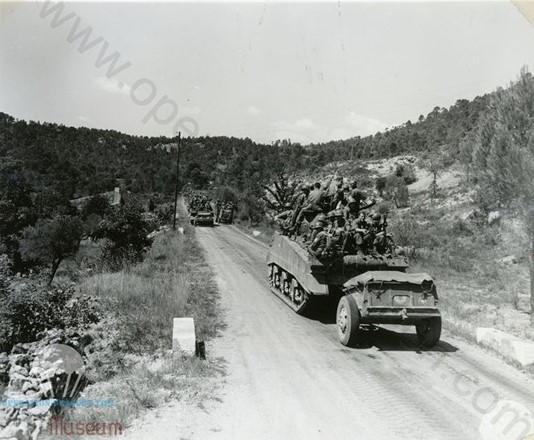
0, 328, 95, 440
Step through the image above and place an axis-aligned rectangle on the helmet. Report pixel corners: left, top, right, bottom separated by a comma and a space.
347, 197, 357, 206
372, 213, 381, 221
315, 213, 327, 223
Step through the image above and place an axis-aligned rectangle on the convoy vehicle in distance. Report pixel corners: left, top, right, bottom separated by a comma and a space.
266, 234, 441, 347
193, 210, 215, 227
218, 206, 234, 224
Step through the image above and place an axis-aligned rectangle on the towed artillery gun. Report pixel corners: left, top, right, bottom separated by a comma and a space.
266, 234, 441, 347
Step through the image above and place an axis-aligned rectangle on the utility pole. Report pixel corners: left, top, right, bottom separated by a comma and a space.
172, 131, 181, 231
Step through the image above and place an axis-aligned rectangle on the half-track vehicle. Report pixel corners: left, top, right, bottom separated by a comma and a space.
219, 206, 234, 224
193, 210, 215, 227
266, 234, 441, 347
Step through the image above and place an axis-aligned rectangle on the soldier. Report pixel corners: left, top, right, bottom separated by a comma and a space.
366, 213, 385, 254
347, 212, 370, 255
328, 178, 344, 210
308, 215, 329, 260
327, 211, 347, 257
308, 213, 327, 243
325, 176, 340, 199
214, 199, 222, 222
295, 183, 326, 235
343, 185, 376, 220
290, 184, 310, 230
275, 209, 294, 235
307, 182, 325, 211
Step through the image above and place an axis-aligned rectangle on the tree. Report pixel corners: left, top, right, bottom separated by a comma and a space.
81, 194, 111, 220
35, 188, 77, 219
92, 202, 152, 266
262, 174, 297, 213
472, 68, 534, 320
0, 158, 36, 270
20, 215, 83, 285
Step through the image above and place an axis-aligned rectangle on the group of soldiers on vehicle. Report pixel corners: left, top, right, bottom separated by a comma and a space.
275, 176, 394, 261
188, 193, 212, 213
214, 200, 235, 224
186, 192, 235, 225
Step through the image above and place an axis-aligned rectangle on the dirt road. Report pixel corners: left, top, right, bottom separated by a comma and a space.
127, 225, 534, 440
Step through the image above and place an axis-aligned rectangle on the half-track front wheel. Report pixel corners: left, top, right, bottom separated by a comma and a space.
416, 317, 442, 347
336, 295, 360, 347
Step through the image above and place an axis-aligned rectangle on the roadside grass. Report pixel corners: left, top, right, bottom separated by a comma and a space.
67, 203, 225, 433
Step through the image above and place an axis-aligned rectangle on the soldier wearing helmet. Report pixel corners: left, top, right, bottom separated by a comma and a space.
343, 186, 376, 221
308, 213, 327, 243
308, 221, 329, 260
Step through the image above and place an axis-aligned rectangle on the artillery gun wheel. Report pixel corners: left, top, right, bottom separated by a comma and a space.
415, 317, 442, 347
268, 264, 310, 315
336, 295, 360, 347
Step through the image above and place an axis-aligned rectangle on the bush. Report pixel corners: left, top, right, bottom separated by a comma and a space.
154, 203, 173, 224
239, 193, 264, 225
376, 177, 387, 196
92, 202, 153, 268
0, 284, 100, 352
394, 181, 410, 208
395, 163, 417, 185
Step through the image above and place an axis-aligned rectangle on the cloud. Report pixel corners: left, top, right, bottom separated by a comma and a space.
77, 115, 95, 125
269, 113, 387, 144
271, 118, 318, 144
247, 105, 261, 116
344, 112, 387, 136
93, 76, 131, 96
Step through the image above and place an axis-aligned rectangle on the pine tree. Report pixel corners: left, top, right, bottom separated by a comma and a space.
472, 67, 534, 320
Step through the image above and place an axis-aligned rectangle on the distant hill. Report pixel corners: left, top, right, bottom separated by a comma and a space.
0, 86, 496, 200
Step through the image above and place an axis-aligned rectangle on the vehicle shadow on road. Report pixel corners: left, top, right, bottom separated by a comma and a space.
354, 326, 458, 353
304, 300, 458, 353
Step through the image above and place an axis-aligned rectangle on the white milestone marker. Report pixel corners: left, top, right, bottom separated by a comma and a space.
172, 317, 196, 356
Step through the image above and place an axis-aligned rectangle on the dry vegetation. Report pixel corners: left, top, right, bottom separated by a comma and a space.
47, 204, 225, 434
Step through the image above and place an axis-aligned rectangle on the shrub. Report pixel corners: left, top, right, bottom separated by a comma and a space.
154, 203, 173, 224
92, 202, 153, 268
375, 177, 387, 196
0, 284, 100, 352
395, 163, 417, 185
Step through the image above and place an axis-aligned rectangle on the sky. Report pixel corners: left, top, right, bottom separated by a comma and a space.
2, 0, 534, 144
